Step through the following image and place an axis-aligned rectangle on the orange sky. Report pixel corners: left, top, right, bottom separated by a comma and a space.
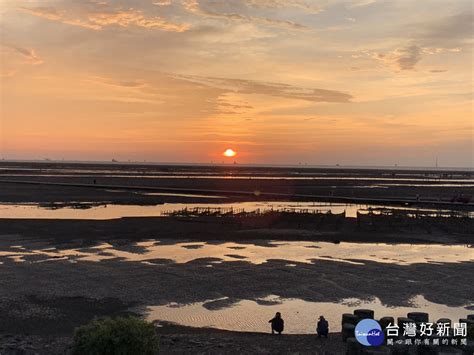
1, 0, 472, 167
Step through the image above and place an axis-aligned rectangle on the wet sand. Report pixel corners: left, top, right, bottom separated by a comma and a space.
0, 236, 472, 328
0, 215, 472, 245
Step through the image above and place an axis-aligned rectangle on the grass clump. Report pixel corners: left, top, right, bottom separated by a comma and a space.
72, 316, 159, 355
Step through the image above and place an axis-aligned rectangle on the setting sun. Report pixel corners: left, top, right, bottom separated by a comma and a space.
223, 149, 237, 158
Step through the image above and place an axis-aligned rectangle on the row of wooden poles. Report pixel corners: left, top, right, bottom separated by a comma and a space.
162, 207, 345, 218
358, 209, 471, 219
161, 206, 470, 219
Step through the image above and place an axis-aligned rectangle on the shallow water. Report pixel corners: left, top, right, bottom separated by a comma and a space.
138, 192, 225, 198
1, 240, 472, 266
146, 295, 471, 333
2, 173, 474, 184
1, 201, 468, 219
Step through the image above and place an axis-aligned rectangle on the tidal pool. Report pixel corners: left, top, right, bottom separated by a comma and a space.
146, 295, 472, 333
0, 239, 472, 334
0, 240, 472, 266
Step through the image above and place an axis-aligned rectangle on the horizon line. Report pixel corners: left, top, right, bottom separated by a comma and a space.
1, 158, 473, 172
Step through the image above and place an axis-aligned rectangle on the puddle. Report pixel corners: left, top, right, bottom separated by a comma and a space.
137, 192, 225, 198
1, 202, 469, 219
0, 241, 472, 265
146, 295, 472, 334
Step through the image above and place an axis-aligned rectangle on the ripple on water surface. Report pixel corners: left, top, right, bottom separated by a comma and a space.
146, 295, 472, 334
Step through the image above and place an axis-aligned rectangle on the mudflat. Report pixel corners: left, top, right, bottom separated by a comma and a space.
1, 161, 473, 206
0, 162, 472, 354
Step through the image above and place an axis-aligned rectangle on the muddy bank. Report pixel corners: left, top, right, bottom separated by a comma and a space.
0, 296, 135, 336
0, 323, 349, 355
0, 215, 471, 244
3, 180, 473, 211
134, 323, 348, 355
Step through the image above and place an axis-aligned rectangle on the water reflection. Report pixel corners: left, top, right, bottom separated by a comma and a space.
0, 241, 472, 265
138, 192, 225, 198
146, 295, 471, 334
2, 173, 473, 183
1, 202, 469, 219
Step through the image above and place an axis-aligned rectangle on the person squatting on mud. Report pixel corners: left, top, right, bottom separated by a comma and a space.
269, 312, 284, 334
317, 316, 329, 338
268, 313, 329, 337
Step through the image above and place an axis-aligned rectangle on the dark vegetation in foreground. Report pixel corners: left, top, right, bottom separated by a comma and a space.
72, 316, 159, 355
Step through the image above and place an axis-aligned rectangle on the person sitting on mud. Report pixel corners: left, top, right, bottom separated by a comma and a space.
269, 312, 284, 334
317, 315, 329, 338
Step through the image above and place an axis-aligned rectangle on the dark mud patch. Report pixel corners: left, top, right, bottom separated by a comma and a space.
186, 257, 223, 264
107, 242, 148, 254
202, 298, 239, 310
181, 244, 205, 250
224, 254, 247, 260
255, 298, 282, 306
0, 296, 136, 335
143, 258, 175, 265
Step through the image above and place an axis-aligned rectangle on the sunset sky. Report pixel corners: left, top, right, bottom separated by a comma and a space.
1, 0, 472, 167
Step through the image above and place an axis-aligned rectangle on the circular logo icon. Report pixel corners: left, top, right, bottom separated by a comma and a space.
355, 319, 384, 346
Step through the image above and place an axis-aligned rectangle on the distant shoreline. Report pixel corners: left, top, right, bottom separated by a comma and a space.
1, 159, 472, 172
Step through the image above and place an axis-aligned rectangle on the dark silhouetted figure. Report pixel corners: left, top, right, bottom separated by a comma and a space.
317, 315, 329, 338
269, 312, 284, 334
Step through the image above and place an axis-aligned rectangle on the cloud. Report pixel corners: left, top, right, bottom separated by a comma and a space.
18, 7, 102, 30
183, 0, 308, 30
216, 97, 253, 115
241, 0, 322, 13
19, 5, 189, 32
173, 74, 352, 103
372, 43, 463, 72
422, 47, 462, 55
373, 45, 422, 71
152, 0, 172, 5
86, 76, 147, 88
367, 12, 470, 72
3, 44, 43, 65
429, 69, 447, 73
415, 12, 473, 48
348, 0, 377, 8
